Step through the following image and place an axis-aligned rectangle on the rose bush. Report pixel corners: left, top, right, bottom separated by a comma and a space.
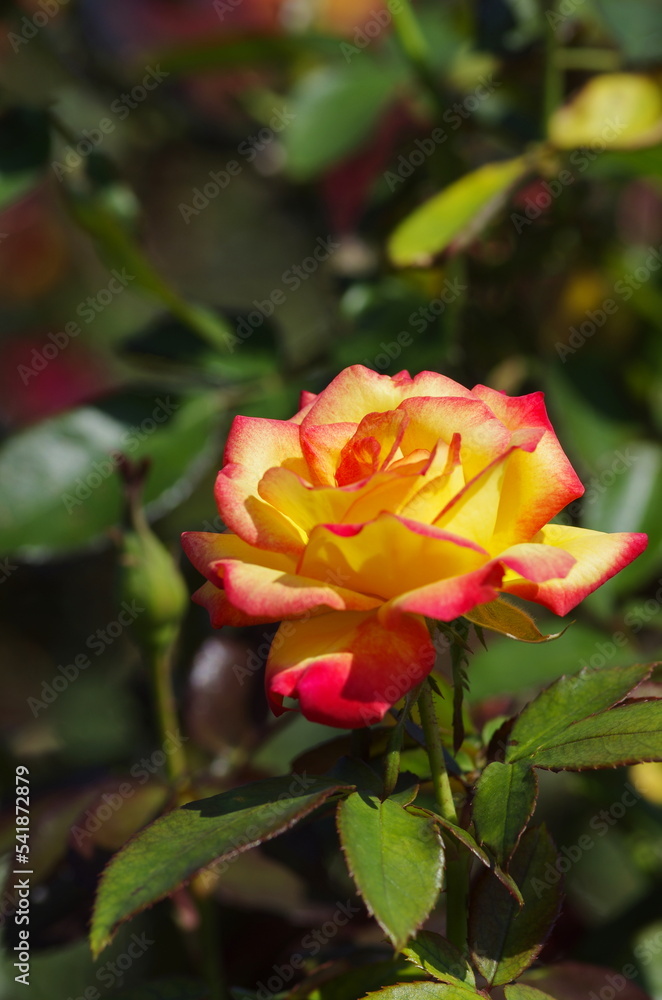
182, 366, 646, 727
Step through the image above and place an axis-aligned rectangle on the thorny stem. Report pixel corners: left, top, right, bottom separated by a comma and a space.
382, 684, 422, 798
418, 680, 458, 824
418, 677, 469, 954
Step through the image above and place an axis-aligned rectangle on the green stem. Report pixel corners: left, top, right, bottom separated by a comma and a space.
382, 726, 404, 800
382, 686, 420, 799
150, 642, 189, 792
390, 0, 444, 117
418, 678, 469, 954
444, 852, 470, 955
417, 680, 457, 823
151, 645, 228, 996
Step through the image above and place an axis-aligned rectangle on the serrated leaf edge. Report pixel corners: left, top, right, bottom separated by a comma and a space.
473, 763, 539, 868
469, 825, 563, 987
91, 781, 353, 957
336, 795, 444, 951
504, 663, 655, 764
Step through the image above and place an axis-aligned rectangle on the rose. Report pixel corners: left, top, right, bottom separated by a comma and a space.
182, 366, 646, 728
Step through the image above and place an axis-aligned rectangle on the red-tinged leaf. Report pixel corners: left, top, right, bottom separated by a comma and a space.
408, 806, 524, 906
91, 775, 352, 957
469, 826, 562, 986
505, 663, 653, 765
472, 763, 538, 867
517, 700, 662, 771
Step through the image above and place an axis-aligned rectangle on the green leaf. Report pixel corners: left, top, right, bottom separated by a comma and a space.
472, 762, 538, 866
91, 775, 351, 956
409, 807, 523, 905
0, 391, 223, 558
504, 663, 652, 764
402, 932, 475, 987
469, 826, 561, 986
284, 60, 402, 180
365, 983, 480, 1000
337, 792, 444, 950
463, 599, 568, 643
388, 157, 528, 267
520, 700, 662, 770
504, 986, 557, 1000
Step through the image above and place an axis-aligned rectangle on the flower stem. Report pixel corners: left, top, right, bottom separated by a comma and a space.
444, 851, 470, 955
151, 644, 229, 996
151, 642, 189, 793
382, 724, 404, 800
382, 685, 421, 799
417, 680, 457, 824
418, 678, 469, 953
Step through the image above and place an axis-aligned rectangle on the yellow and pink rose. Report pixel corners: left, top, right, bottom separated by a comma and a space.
183, 366, 646, 728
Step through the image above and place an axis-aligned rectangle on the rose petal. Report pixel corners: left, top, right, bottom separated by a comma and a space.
497, 541, 576, 582
335, 408, 409, 485
266, 609, 435, 727
398, 396, 511, 480
300, 421, 357, 485
258, 465, 426, 535
302, 364, 474, 429
182, 530, 295, 581
472, 386, 585, 543
502, 524, 648, 615
215, 415, 309, 554
382, 562, 505, 623
191, 581, 277, 627
300, 512, 488, 601
215, 559, 381, 618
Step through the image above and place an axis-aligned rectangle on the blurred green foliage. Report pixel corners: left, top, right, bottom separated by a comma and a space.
2, 0, 662, 996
